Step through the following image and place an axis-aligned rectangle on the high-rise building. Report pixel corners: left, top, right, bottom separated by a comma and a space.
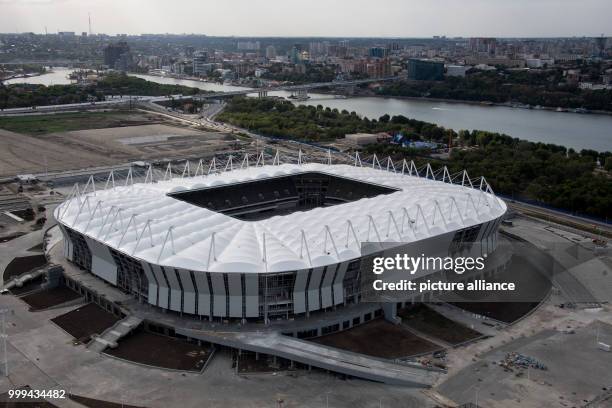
265, 45, 276, 60
309, 42, 329, 58
290, 44, 303, 64
388, 42, 401, 52
193, 51, 209, 76
469, 38, 497, 55
369, 46, 389, 59
407, 59, 444, 81
103, 41, 130, 70
366, 58, 391, 78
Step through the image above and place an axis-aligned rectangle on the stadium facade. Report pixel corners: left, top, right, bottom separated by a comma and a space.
54, 158, 506, 327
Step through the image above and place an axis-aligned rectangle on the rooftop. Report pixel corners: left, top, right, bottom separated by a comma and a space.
54, 161, 506, 273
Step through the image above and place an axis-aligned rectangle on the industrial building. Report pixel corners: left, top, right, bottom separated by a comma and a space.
345, 132, 391, 146
445, 64, 470, 77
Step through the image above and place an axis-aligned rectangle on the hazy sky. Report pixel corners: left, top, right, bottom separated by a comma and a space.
0, 0, 610, 37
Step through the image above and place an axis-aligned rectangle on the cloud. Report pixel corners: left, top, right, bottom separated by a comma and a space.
0, 0, 70, 4
0, 0, 610, 36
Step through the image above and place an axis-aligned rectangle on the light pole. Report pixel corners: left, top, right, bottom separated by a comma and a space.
527, 365, 530, 381
0, 308, 8, 377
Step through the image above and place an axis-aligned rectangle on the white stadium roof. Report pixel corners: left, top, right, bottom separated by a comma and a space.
55, 162, 506, 273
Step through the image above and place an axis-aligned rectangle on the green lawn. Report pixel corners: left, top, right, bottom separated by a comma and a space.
0, 111, 152, 135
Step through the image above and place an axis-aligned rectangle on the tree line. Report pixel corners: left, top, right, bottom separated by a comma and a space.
0, 72, 201, 109
378, 68, 612, 112
218, 97, 611, 219
216, 97, 456, 142
366, 131, 611, 219
261, 63, 337, 84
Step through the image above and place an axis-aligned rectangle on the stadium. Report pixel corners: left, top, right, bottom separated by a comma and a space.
53, 155, 507, 329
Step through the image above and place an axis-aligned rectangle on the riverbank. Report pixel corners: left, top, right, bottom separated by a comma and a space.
347, 88, 612, 116
0, 69, 48, 83
3, 69, 610, 151
131, 71, 243, 88
255, 83, 612, 116
388, 95, 612, 116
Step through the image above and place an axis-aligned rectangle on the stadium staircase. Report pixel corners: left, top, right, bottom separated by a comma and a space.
88, 315, 143, 352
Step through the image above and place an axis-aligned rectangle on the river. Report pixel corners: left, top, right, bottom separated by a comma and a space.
5, 69, 611, 152
3, 67, 75, 86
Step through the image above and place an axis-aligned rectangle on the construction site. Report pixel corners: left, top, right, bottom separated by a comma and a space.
1, 106, 611, 408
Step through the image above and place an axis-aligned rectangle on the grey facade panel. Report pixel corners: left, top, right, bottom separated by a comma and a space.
65, 237, 73, 261
150, 264, 169, 309
164, 267, 182, 312
491, 218, 501, 251
333, 262, 348, 305
481, 220, 494, 256
321, 265, 335, 308
227, 273, 243, 318
59, 226, 73, 261
177, 269, 196, 314
293, 269, 309, 314
141, 262, 158, 306
307, 267, 324, 312
476, 220, 489, 256
210, 273, 227, 317
193, 271, 211, 316
85, 237, 118, 285
244, 274, 259, 317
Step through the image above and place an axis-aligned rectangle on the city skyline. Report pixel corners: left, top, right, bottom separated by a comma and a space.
0, 0, 610, 38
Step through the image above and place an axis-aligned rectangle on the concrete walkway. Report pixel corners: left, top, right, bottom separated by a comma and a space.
177, 328, 439, 387
0, 229, 44, 289
426, 303, 504, 337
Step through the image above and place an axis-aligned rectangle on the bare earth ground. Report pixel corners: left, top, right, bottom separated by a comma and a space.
20, 286, 82, 311
69, 394, 144, 408
51, 303, 120, 343
0, 113, 237, 177
399, 304, 483, 345
0, 128, 123, 177
104, 330, 212, 372
3, 254, 47, 281
0, 111, 160, 135
311, 318, 440, 359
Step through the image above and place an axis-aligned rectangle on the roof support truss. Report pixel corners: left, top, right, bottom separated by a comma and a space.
157, 226, 175, 264
132, 219, 154, 256
300, 229, 312, 266
181, 161, 191, 178
163, 163, 172, 181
